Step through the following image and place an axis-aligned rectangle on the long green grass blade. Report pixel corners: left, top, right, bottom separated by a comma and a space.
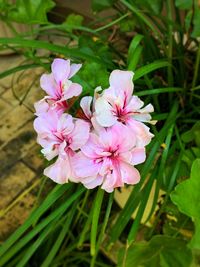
134, 61, 170, 80
135, 87, 182, 96
0, 186, 85, 265
0, 184, 70, 258
41, 204, 77, 267
0, 38, 104, 64
90, 189, 104, 256
0, 63, 43, 79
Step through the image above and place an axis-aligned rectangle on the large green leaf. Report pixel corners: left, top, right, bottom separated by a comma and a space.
171, 159, 200, 249
8, 0, 55, 24
118, 235, 192, 267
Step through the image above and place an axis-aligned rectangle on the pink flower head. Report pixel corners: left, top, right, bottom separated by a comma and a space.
73, 124, 146, 192
95, 70, 155, 146
40, 58, 82, 114
34, 111, 90, 183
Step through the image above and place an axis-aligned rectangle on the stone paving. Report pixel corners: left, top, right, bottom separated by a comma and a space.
0, 54, 45, 242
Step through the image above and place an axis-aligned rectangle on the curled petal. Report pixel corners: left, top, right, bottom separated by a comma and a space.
63, 83, 82, 99
82, 175, 103, 189
80, 96, 93, 119
68, 63, 82, 78
120, 161, 140, 185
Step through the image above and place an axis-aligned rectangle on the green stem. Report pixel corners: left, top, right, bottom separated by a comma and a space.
166, 0, 174, 90
95, 12, 130, 32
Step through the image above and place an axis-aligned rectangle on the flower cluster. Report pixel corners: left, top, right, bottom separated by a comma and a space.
34, 58, 155, 192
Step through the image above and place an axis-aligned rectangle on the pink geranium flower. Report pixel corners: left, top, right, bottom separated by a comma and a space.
95, 70, 155, 146
39, 58, 82, 114
34, 111, 90, 183
72, 124, 146, 192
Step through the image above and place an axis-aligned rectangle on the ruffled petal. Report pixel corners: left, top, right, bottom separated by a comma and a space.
70, 119, 90, 150
44, 156, 71, 184
72, 152, 100, 177
120, 161, 140, 185
127, 119, 154, 147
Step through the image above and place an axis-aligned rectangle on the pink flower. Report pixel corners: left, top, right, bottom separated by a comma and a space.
34, 111, 90, 183
95, 70, 155, 146
72, 124, 146, 192
40, 58, 82, 113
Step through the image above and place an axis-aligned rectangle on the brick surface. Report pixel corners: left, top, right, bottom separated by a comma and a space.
0, 55, 46, 241
0, 161, 36, 209
0, 105, 34, 145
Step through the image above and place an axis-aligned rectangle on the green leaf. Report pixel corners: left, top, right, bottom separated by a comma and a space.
133, 60, 170, 81
171, 159, 200, 249
63, 13, 84, 33
75, 62, 109, 93
175, 0, 192, 10
8, 0, 55, 24
92, 0, 114, 12
192, 7, 200, 38
181, 121, 200, 147
146, 0, 163, 14
118, 235, 192, 267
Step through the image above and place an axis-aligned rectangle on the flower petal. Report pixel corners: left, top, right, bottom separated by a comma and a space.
109, 70, 134, 99
80, 96, 93, 119
70, 119, 90, 150
127, 119, 154, 147
51, 58, 70, 83
57, 114, 74, 135
120, 161, 140, 185
72, 152, 100, 177
68, 63, 82, 78
63, 83, 82, 99
34, 99, 49, 116
131, 147, 146, 165
44, 156, 71, 184
40, 73, 57, 97
95, 97, 117, 127
83, 175, 103, 189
